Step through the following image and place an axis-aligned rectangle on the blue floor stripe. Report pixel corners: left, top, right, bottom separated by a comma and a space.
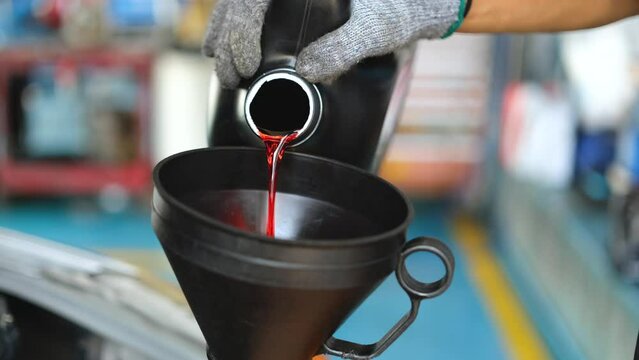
0, 199, 159, 250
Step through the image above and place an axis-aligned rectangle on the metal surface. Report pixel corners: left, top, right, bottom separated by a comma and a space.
0, 228, 205, 360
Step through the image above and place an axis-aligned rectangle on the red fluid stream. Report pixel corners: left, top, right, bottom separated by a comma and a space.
261, 132, 299, 237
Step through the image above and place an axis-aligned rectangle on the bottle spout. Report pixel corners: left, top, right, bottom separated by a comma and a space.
245, 69, 322, 146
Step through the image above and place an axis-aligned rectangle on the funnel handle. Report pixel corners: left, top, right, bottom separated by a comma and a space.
322, 237, 455, 359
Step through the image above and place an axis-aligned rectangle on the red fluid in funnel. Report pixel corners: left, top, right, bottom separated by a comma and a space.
261, 132, 298, 237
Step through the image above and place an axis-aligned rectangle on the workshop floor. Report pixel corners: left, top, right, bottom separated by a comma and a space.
0, 199, 553, 360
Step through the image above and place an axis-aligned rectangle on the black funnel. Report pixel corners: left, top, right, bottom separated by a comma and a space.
152, 148, 454, 360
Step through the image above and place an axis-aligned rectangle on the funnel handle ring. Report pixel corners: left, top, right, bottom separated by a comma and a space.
322, 237, 455, 359
396, 237, 455, 299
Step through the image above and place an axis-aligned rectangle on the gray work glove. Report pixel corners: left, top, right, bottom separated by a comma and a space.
297, 0, 465, 82
204, 0, 465, 87
202, 0, 271, 88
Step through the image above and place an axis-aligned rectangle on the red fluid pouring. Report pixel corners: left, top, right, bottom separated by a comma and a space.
261, 132, 299, 237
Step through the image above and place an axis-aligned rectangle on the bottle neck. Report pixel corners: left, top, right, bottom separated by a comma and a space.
244, 69, 322, 146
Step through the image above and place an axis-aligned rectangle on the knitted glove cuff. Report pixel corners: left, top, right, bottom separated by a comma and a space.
441, 0, 468, 38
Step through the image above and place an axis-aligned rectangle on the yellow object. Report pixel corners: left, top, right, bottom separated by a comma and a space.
454, 215, 551, 360
175, 0, 217, 48
104, 249, 186, 305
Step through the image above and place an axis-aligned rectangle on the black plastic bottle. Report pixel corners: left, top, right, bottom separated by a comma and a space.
207, 0, 414, 173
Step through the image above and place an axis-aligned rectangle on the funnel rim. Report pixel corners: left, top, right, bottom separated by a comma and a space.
153, 147, 413, 247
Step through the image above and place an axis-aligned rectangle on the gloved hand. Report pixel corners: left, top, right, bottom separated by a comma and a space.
202, 0, 271, 88
203, 0, 467, 87
297, 0, 466, 82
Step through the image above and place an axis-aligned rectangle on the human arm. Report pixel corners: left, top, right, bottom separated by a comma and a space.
459, 0, 639, 33
203, 0, 639, 87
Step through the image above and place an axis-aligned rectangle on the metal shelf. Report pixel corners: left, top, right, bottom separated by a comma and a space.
0, 46, 153, 197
